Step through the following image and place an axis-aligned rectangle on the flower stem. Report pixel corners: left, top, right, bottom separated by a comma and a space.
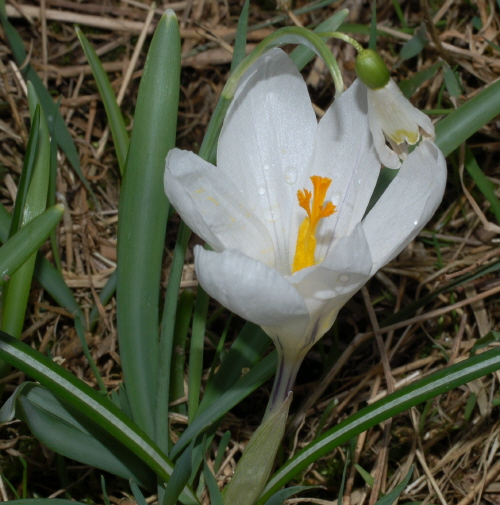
316, 31, 364, 53
264, 346, 305, 420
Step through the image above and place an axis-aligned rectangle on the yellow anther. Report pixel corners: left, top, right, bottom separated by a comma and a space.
292, 176, 336, 273
389, 129, 419, 145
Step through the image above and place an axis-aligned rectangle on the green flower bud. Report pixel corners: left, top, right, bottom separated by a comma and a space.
355, 49, 391, 90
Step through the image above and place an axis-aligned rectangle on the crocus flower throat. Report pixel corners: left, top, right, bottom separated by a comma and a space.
292, 175, 336, 273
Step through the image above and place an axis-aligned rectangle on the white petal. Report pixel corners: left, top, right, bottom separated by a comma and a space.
290, 224, 372, 350
165, 149, 275, 266
217, 49, 318, 274
295, 79, 381, 266
362, 141, 446, 274
367, 79, 435, 169
367, 105, 402, 169
195, 247, 310, 341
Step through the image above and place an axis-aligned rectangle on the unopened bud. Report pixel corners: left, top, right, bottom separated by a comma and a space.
355, 49, 390, 90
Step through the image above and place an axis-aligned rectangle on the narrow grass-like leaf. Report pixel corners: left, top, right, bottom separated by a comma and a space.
464, 146, 500, 225
471, 331, 500, 355
129, 480, 149, 505
374, 466, 413, 505
76, 27, 129, 174
74, 317, 106, 393
8, 107, 40, 237
258, 348, 500, 502
0, 205, 64, 286
156, 221, 191, 454
369, 0, 377, 50
188, 287, 210, 421
436, 79, 500, 157
337, 449, 350, 505
0, 332, 200, 505
204, 461, 224, 505
390, 0, 407, 28
170, 290, 194, 416
400, 25, 427, 60
48, 111, 62, 271
0, 2, 91, 194
101, 477, 112, 505
170, 352, 276, 460
231, 0, 250, 72
0, 203, 84, 325
442, 62, 462, 98
116, 10, 181, 439
0, 204, 10, 242
354, 463, 374, 487
463, 393, 476, 422
201, 323, 271, 412
0, 383, 155, 490
289, 9, 349, 71
2, 84, 51, 347
2, 474, 19, 500
89, 269, 117, 329
399, 62, 442, 98
162, 442, 193, 505
33, 255, 85, 323
262, 486, 320, 505
213, 431, 231, 473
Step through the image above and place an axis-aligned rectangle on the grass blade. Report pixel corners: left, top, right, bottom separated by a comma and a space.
33, 255, 86, 324
0, 203, 85, 325
436, 79, 500, 157
230, 0, 250, 72
258, 347, 500, 503
170, 352, 276, 460
464, 145, 500, 225
2, 84, 51, 344
76, 27, 129, 174
156, 221, 192, 455
0, 332, 199, 505
187, 287, 209, 422
0, 205, 64, 287
116, 10, 181, 439
0, 2, 91, 195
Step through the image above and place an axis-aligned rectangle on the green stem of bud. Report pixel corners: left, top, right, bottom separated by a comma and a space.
316, 31, 364, 53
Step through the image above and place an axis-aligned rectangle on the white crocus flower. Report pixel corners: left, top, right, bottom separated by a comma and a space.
165, 48, 446, 413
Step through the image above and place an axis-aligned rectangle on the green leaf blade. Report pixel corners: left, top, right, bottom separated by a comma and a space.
116, 10, 181, 439
76, 27, 129, 174
258, 348, 500, 503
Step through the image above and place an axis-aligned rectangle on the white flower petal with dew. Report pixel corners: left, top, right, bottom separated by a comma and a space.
363, 141, 446, 273
164, 48, 447, 398
367, 79, 435, 169
217, 49, 318, 274
195, 246, 310, 344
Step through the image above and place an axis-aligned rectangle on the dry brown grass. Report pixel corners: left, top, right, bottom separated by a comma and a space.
1, 0, 500, 503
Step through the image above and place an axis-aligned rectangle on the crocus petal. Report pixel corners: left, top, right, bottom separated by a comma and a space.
298, 79, 380, 265
195, 246, 310, 342
165, 149, 276, 265
289, 224, 372, 350
217, 48, 318, 274
362, 141, 446, 275
367, 79, 435, 169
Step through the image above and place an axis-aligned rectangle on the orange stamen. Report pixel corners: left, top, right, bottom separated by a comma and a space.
292, 176, 336, 273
